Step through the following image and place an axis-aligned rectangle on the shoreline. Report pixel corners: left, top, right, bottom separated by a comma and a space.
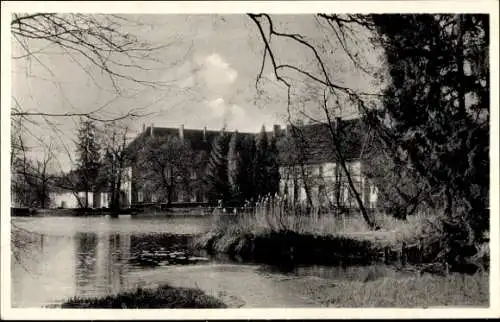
10, 207, 216, 217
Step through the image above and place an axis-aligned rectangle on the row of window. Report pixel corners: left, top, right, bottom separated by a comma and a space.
136, 189, 206, 203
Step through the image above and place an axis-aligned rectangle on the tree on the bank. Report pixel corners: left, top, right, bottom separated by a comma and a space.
98, 122, 130, 211
11, 141, 54, 209
247, 14, 379, 229
227, 131, 244, 205
137, 136, 193, 205
370, 14, 489, 239
227, 132, 262, 205
267, 134, 281, 197
241, 135, 258, 202
9, 12, 182, 260
253, 125, 270, 197
75, 119, 102, 208
205, 131, 231, 204
276, 123, 315, 207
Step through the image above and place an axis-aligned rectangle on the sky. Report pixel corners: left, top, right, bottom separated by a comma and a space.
11, 13, 383, 172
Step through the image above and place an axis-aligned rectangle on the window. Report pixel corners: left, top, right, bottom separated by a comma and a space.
138, 190, 144, 202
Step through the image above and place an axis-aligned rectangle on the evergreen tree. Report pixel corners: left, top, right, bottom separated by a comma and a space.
267, 135, 281, 196
241, 135, 257, 202
205, 130, 231, 204
253, 125, 269, 197
371, 14, 489, 238
75, 119, 101, 208
227, 131, 244, 205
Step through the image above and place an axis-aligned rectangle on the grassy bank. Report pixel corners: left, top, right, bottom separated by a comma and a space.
194, 197, 488, 272
61, 284, 226, 308
316, 272, 489, 307
194, 197, 428, 264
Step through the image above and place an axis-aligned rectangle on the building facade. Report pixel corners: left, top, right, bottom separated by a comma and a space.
122, 118, 379, 209
277, 118, 378, 209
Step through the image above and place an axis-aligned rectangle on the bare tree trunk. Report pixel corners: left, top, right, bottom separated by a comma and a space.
322, 98, 378, 230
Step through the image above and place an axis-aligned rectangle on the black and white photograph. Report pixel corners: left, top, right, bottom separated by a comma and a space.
1, 1, 498, 319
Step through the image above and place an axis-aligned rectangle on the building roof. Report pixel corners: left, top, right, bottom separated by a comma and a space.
125, 118, 375, 166
124, 126, 257, 162
277, 118, 375, 165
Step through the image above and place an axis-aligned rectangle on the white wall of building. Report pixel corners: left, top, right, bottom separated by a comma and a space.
50, 192, 111, 209
279, 160, 378, 208
121, 167, 133, 207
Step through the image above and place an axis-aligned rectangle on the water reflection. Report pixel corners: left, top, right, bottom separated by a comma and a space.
12, 216, 213, 307
12, 217, 418, 308
72, 232, 133, 298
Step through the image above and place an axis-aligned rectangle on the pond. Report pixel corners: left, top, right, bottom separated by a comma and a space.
11, 215, 415, 308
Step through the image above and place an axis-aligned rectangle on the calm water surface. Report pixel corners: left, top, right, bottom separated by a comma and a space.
11, 215, 413, 308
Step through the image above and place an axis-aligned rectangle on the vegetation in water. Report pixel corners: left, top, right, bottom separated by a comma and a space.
61, 284, 227, 308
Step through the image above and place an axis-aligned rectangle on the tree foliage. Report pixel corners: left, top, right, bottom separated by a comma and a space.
371, 14, 489, 238
74, 119, 102, 208
136, 136, 193, 205
205, 131, 231, 204
248, 14, 380, 228
253, 125, 270, 196
227, 131, 245, 205
267, 135, 281, 197
98, 122, 130, 210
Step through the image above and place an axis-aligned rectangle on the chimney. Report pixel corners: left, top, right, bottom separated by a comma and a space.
273, 124, 281, 138
179, 124, 184, 141
203, 126, 207, 142
150, 123, 154, 137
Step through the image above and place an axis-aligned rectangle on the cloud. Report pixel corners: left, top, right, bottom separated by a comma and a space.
193, 53, 238, 98
208, 97, 227, 118
206, 97, 276, 132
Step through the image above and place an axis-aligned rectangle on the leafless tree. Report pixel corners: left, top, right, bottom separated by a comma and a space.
11, 13, 175, 120
98, 122, 131, 212
11, 132, 54, 209
247, 14, 381, 229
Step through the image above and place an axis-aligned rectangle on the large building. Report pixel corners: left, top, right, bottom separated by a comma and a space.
122, 118, 379, 209
124, 125, 257, 206
278, 118, 379, 209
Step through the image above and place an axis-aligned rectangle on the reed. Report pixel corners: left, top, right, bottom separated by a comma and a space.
207, 195, 430, 247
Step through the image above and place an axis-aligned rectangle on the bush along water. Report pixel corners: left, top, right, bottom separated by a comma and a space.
194, 195, 489, 274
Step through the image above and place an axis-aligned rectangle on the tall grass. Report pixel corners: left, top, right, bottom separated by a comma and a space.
322, 271, 489, 307
209, 195, 430, 247
198, 195, 489, 271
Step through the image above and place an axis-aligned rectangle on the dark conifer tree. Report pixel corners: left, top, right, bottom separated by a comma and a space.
267, 134, 281, 196
75, 118, 101, 208
227, 131, 244, 205
371, 14, 489, 239
205, 130, 231, 204
254, 125, 269, 197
